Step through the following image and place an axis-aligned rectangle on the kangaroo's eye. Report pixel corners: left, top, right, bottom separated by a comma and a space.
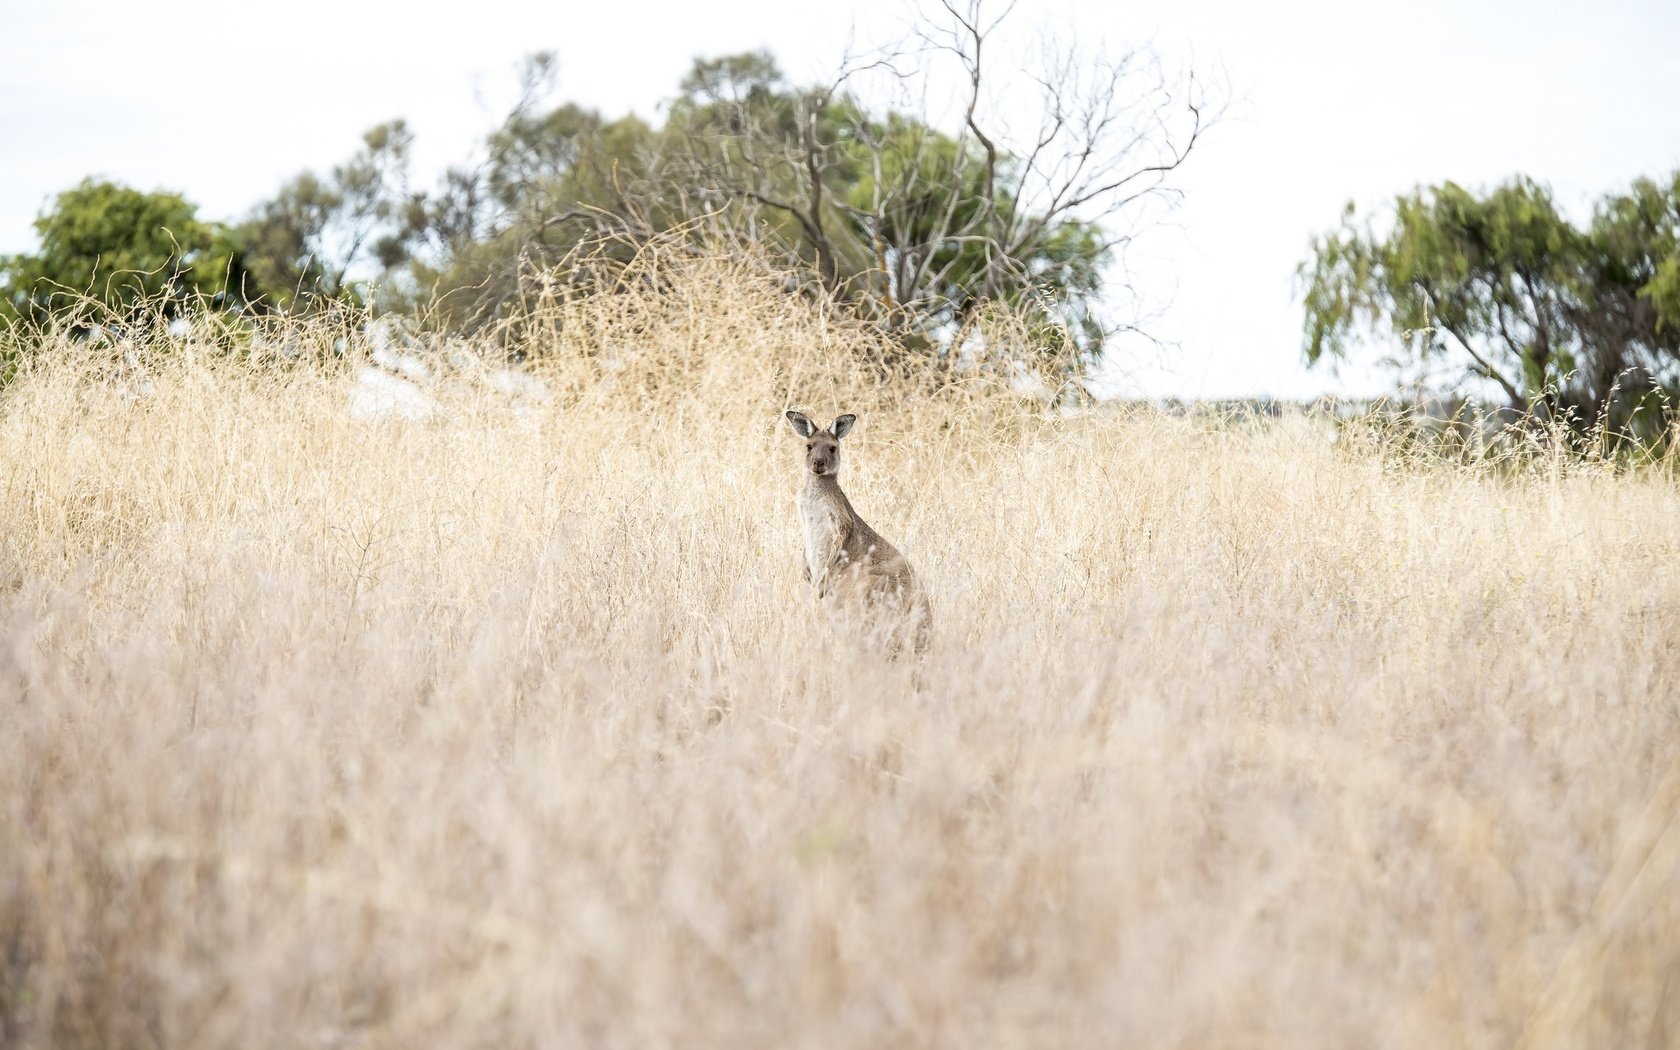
806, 443, 813, 451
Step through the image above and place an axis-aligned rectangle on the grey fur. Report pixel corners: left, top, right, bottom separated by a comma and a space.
788, 409, 931, 655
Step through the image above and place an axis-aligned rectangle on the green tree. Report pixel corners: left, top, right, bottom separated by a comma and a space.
1637, 176, 1680, 329
1299, 174, 1680, 434
238, 120, 423, 311
419, 105, 661, 326
0, 179, 253, 327
617, 20, 1207, 367
662, 52, 866, 289
393, 53, 666, 325
838, 111, 1110, 352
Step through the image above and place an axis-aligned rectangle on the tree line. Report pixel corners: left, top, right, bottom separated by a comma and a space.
7, 0, 1674, 431
0, 1, 1211, 375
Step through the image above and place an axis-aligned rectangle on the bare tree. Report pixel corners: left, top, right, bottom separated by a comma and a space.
391, 7, 1218, 364
659, 1, 1218, 364
889, 0, 1215, 350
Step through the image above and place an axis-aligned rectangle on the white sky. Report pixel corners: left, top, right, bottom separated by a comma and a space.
3, 0, 1677, 399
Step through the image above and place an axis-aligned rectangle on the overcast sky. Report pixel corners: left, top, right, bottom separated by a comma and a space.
3, 0, 1676, 399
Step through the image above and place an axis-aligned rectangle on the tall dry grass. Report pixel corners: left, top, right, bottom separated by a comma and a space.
2, 253, 1679, 1049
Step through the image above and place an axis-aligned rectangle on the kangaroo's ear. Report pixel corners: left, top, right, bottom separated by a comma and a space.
786, 410, 815, 438
832, 413, 856, 439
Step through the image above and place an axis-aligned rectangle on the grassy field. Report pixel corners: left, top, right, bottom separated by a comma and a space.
3, 257, 1679, 1048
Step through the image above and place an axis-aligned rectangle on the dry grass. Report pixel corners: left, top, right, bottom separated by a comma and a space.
2, 254, 1679, 1049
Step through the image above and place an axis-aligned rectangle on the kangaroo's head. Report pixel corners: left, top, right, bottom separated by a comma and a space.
786, 410, 856, 478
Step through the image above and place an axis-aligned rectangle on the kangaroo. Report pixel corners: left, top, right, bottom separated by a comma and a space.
786, 410, 932, 654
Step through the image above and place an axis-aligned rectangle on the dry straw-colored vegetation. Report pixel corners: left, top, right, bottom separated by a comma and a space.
3, 251, 1679, 1049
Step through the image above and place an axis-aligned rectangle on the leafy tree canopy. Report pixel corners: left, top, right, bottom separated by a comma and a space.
235, 120, 422, 311
1, 179, 253, 327
1300, 173, 1680, 433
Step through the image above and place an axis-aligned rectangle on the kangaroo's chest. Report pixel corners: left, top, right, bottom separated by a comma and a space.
797, 488, 849, 580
